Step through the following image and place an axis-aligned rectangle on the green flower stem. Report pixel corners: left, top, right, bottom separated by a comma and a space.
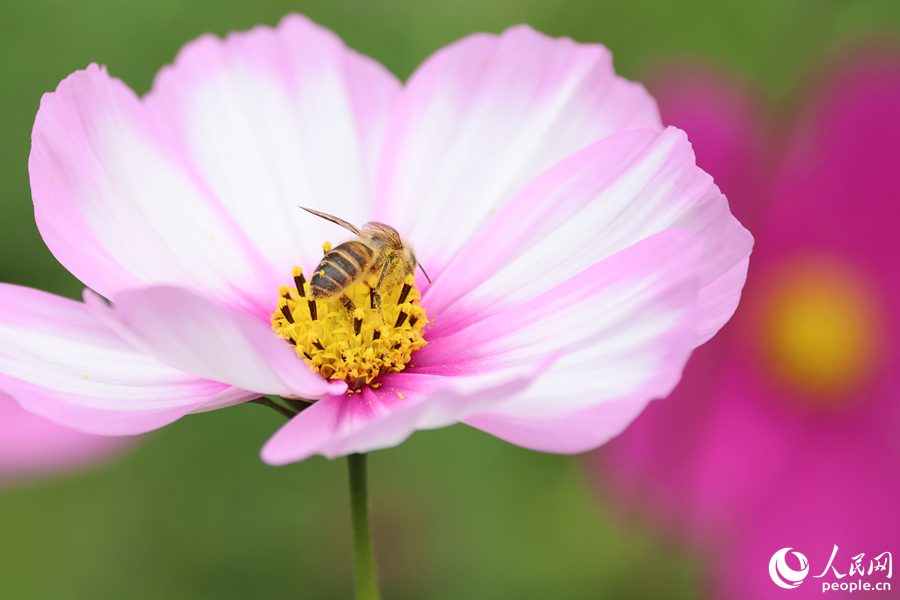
348, 453, 380, 600
249, 397, 298, 420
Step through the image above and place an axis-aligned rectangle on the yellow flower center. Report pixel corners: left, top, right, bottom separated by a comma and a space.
271, 251, 428, 389
755, 256, 884, 406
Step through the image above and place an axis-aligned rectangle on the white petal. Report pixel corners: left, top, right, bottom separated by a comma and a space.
423, 127, 752, 345
30, 65, 279, 318
86, 286, 345, 399
0, 284, 247, 435
30, 15, 401, 318
149, 14, 401, 276
373, 24, 662, 273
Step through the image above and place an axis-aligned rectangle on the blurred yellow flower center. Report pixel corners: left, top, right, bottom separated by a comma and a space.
271, 258, 428, 388
757, 257, 883, 405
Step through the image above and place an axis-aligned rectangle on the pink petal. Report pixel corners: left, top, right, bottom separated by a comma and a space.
713, 434, 900, 600
0, 394, 135, 487
261, 361, 550, 465
594, 329, 738, 537
599, 322, 900, 547
465, 395, 650, 455
30, 66, 278, 319
149, 13, 401, 279
590, 58, 900, 598
647, 65, 771, 234
763, 56, 900, 293
30, 15, 401, 320
423, 127, 752, 346
589, 66, 770, 527
0, 284, 248, 435
86, 286, 345, 399
373, 24, 662, 274
423, 229, 704, 453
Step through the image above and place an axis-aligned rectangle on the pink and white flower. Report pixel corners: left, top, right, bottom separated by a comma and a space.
1, 14, 752, 465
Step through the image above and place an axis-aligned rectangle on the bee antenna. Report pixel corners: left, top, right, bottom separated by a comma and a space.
418, 262, 432, 284
298, 206, 362, 236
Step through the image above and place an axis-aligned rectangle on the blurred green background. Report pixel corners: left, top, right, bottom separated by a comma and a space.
1, 1, 899, 598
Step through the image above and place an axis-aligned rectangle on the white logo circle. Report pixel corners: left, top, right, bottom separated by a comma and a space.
769, 548, 810, 589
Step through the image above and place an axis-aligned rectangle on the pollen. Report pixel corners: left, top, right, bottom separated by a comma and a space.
272, 267, 428, 386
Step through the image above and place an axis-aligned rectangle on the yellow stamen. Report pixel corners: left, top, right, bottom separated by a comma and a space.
272, 270, 428, 386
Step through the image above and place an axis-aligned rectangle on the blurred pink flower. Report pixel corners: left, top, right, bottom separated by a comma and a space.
0, 394, 132, 487
1, 15, 751, 465
596, 56, 900, 599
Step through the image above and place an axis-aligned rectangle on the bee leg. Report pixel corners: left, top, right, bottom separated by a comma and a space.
372, 289, 384, 320
374, 258, 392, 290
367, 261, 391, 323
339, 293, 356, 315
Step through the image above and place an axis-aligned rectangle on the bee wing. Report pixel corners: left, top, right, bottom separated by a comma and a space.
299, 206, 362, 236
362, 222, 404, 249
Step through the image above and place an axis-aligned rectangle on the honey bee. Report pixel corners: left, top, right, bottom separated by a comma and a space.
300, 207, 430, 313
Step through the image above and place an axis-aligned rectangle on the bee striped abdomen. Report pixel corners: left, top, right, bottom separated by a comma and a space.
310, 240, 374, 298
